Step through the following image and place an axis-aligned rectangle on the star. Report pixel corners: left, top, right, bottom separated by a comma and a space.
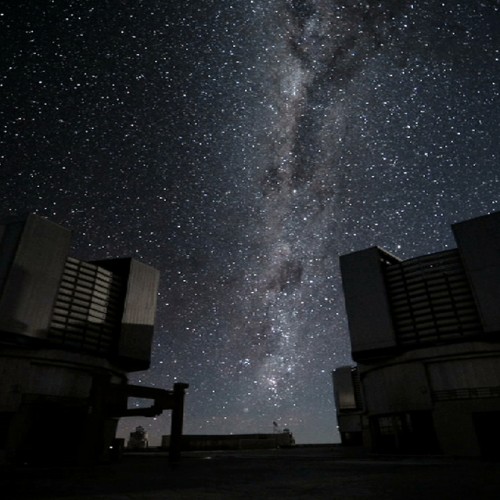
0, 0, 498, 444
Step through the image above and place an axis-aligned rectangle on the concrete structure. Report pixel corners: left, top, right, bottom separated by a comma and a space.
161, 431, 295, 451
335, 211, 500, 458
0, 214, 188, 464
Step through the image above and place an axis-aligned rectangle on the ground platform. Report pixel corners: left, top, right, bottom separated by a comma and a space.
1, 445, 500, 499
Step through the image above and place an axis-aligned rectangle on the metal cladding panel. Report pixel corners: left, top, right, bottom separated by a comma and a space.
0, 214, 71, 338
340, 247, 397, 356
428, 356, 500, 391
452, 211, 500, 333
118, 260, 160, 370
362, 362, 432, 414
332, 366, 357, 411
0, 220, 25, 296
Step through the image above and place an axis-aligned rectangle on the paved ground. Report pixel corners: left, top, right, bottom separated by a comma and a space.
2, 445, 500, 499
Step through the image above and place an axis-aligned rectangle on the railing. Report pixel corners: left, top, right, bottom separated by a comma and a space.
432, 386, 500, 401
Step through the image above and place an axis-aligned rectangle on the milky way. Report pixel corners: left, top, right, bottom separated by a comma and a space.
1, 1, 499, 443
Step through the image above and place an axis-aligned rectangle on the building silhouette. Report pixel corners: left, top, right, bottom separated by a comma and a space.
334, 211, 500, 457
0, 214, 187, 464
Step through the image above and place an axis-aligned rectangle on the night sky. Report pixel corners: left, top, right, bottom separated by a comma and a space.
1, 1, 499, 444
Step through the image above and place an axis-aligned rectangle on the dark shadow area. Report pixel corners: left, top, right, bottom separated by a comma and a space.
473, 411, 500, 461
1, 446, 500, 499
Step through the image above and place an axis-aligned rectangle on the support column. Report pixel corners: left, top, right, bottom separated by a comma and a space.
169, 382, 189, 462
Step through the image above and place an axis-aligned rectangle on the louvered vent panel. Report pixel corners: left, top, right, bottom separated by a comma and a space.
48, 257, 125, 355
385, 250, 481, 345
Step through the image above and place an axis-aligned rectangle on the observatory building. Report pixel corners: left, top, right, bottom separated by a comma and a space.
0, 214, 187, 464
334, 211, 500, 457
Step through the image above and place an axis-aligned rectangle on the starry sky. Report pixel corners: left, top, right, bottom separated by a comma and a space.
1, 1, 499, 444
